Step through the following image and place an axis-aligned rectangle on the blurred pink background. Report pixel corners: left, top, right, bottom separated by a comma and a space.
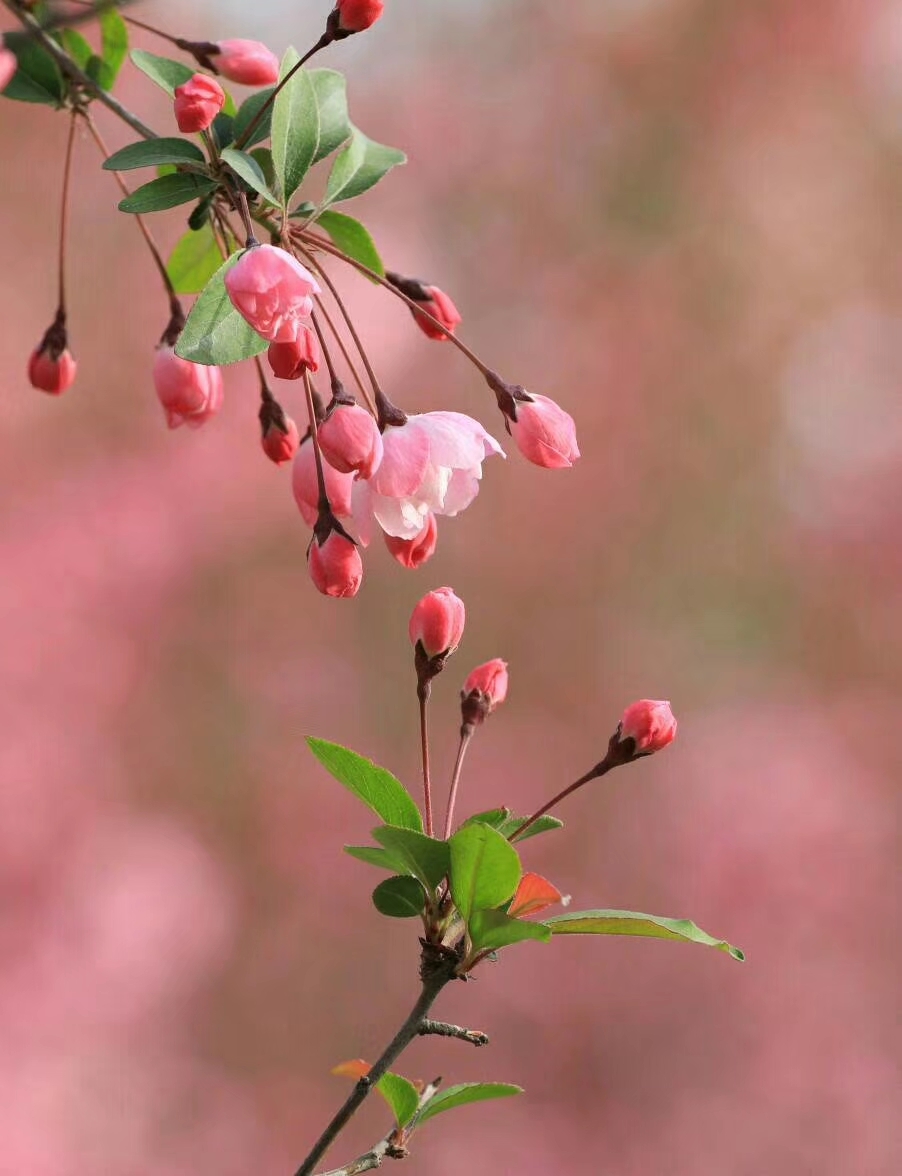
1, 0, 900, 1172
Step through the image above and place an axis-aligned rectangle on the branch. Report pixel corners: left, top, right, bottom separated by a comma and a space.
419, 1019, 489, 1047
317, 1079, 443, 1176
5, 0, 158, 140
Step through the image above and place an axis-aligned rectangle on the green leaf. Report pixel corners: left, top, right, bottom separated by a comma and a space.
323, 126, 406, 208
220, 147, 280, 205
211, 112, 235, 151
2, 33, 65, 106
117, 173, 217, 214
344, 845, 404, 872
314, 210, 384, 280
306, 738, 424, 832
58, 28, 93, 70
310, 68, 350, 162
372, 876, 426, 919
97, 6, 128, 90
417, 1082, 523, 1126
376, 1073, 420, 1127
174, 251, 269, 366
130, 48, 194, 97
463, 808, 564, 844
271, 48, 318, 208
544, 910, 745, 961
372, 826, 450, 890
167, 224, 226, 295
234, 87, 276, 149
448, 823, 521, 922
103, 137, 206, 172
468, 909, 552, 954
187, 196, 214, 231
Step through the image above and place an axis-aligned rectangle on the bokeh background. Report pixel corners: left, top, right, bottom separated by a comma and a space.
1, 0, 901, 1172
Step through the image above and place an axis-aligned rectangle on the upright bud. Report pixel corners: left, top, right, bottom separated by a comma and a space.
28, 313, 76, 395
460, 658, 508, 730
212, 39, 279, 86
409, 587, 465, 659
225, 245, 321, 343
334, 0, 385, 33
0, 43, 16, 92
308, 529, 363, 598
384, 512, 438, 569
619, 699, 677, 756
173, 73, 225, 134
319, 399, 384, 480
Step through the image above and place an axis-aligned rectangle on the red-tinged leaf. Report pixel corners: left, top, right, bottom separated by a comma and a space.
509, 871, 564, 918
332, 1058, 370, 1079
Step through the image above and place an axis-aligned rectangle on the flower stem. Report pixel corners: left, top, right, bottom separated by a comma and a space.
233, 33, 333, 151
310, 297, 374, 414
303, 371, 330, 515
442, 728, 473, 841
418, 681, 435, 839
57, 111, 78, 316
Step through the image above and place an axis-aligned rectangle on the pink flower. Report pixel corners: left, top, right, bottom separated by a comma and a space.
308, 532, 363, 598
365, 411, 503, 539
225, 245, 321, 343
336, 0, 385, 33
173, 73, 225, 134
509, 393, 579, 469
619, 700, 677, 755
319, 403, 383, 479
0, 45, 16, 92
508, 872, 565, 919
384, 512, 437, 569
409, 586, 465, 658
28, 344, 76, 395
267, 326, 320, 379
291, 436, 355, 527
213, 39, 279, 86
463, 659, 509, 709
262, 417, 300, 466
410, 286, 462, 341
153, 346, 223, 429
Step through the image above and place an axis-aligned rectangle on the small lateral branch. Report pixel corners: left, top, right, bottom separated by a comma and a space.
418, 1019, 489, 1047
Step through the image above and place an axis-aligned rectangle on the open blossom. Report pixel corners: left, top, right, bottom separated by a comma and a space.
267, 327, 320, 380
319, 403, 383, 479
409, 587, 465, 658
225, 245, 321, 343
410, 285, 462, 341
308, 531, 363, 598
364, 412, 503, 539
509, 393, 579, 469
336, 0, 385, 33
28, 344, 77, 395
212, 39, 279, 86
384, 512, 437, 569
153, 346, 223, 429
619, 699, 677, 755
173, 73, 225, 134
0, 44, 16, 92
291, 436, 355, 527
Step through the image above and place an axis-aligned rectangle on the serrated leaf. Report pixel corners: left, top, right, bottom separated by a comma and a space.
323, 126, 406, 208
271, 48, 318, 208
2, 33, 64, 106
103, 137, 206, 172
417, 1082, 522, 1126
97, 7, 128, 89
117, 172, 217, 214
234, 87, 275, 149
344, 845, 404, 872
448, 823, 521, 922
310, 68, 350, 162
463, 808, 564, 843
377, 1073, 420, 1127
468, 909, 552, 954
130, 48, 194, 97
372, 876, 426, 919
167, 224, 226, 294
58, 28, 93, 70
307, 738, 423, 832
544, 910, 745, 961
314, 210, 384, 280
372, 826, 450, 891
220, 147, 279, 205
174, 252, 268, 366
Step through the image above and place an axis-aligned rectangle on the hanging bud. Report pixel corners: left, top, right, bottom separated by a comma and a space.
291, 434, 355, 526
0, 42, 16, 92
319, 399, 384, 479
460, 658, 508, 730
308, 529, 363, 598
211, 39, 279, 86
153, 345, 223, 429
334, 0, 385, 34
384, 512, 438, 569
409, 586, 465, 659
173, 73, 225, 134
259, 388, 299, 465
486, 371, 579, 469
387, 271, 462, 340
618, 700, 677, 756
225, 245, 321, 343
28, 313, 76, 395
267, 326, 320, 380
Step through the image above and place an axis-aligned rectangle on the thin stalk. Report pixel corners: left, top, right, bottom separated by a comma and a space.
418, 683, 434, 838
57, 111, 78, 314
233, 32, 332, 151
303, 370, 329, 513
63, 0, 170, 41
310, 308, 339, 387
311, 295, 374, 413
442, 728, 474, 841
508, 763, 611, 842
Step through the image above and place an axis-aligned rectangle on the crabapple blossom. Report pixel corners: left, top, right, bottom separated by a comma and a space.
619, 699, 677, 755
173, 73, 224, 134
267, 327, 320, 380
153, 346, 223, 429
308, 531, 363, 598
509, 393, 580, 469
409, 586, 465, 658
262, 418, 300, 466
319, 402, 383, 479
335, 0, 385, 33
384, 512, 437, 569
291, 436, 355, 527
212, 39, 279, 86
28, 343, 76, 395
225, 245, 321, 343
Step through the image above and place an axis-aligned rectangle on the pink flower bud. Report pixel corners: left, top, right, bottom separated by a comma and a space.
463, 659, 508, 709
267, 327, 320, 379
28, 344, 76, 395
291, 435, 355, 527
336, 0, 385, 33
173, 73, 225, 134
509, 393, 580, 469
262, 418, 300, 466
153, 346, 223, 429
409, 586, 465, 658
411, 286, 462, 341
384, 512, 437, 569
213, 39, 279, 86
319, 402, 384, 479
308, 531, 363, 598
225, 245, 321, 343
619, 699, 677, 755
508, 872, 564, 919
0, 45, 16, 93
